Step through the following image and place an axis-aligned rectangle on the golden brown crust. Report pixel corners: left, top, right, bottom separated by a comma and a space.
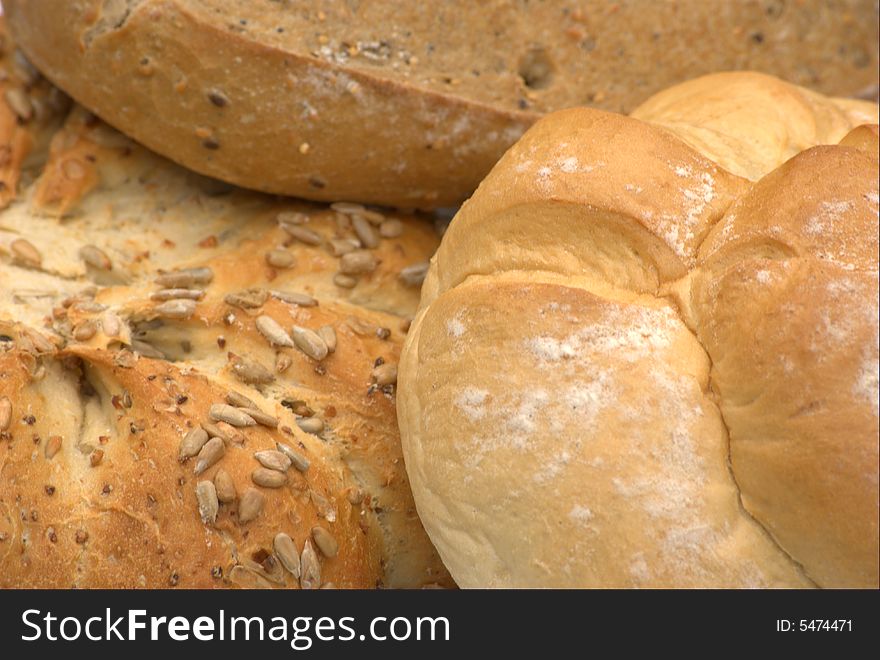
5, 0, 878, 207
399, 73, 879, 588
0, 22, 451, 588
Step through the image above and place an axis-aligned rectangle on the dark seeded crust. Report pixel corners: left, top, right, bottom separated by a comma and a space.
0, 21, 452, 589
4, 0, 878, 206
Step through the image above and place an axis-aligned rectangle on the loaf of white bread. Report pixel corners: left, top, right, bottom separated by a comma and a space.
398, 72, 880, 588
0, 26, 452, 589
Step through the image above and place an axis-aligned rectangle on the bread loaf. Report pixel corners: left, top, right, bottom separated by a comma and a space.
397, 72, 879, 588
5, 0, 878, 207
0, 28, 451, 588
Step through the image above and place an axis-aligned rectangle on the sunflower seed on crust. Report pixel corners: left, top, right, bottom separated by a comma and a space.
296, 417, 324, 435
226, 391, 258, 410
291, 326, 329, 361
311, 527, 339, 558
231, 356, 274, 385
372, 363, 398, 386
379, 219, 403, 238
45, 435, 62, 459
316, 326, 337, 353
282, 224, 322, 246
351, 215, 379, 248
224, 288, 269, 310
277, 211, 308, 226
79, 244, 112, 270
274, 533, 301, 578
255, 315, 294, 348
154, 299, 196, 319
100, 311, 121, 337
151, 288, 205, 301
328, 238, 360, 257
194, 437, 225, 475
73, 320, 98, 342
333, 273, 357, 289
276, 443, 310, 472
155, 267, 213, 288
254, 450, 291, 472
252, 467, 288, 488
195, 481, 219, 524
400, 261, 429, 287
209, 403, 256, 427
300, 539, 321, 589
179, 427, 209, 460
339, 250, 378, 275
270, 290, 317, 307
330, 201, 365, 215
238, 488, 265, 524
265, 249, 296, 269
10, 238, 42, 268
214, 469, 237, 503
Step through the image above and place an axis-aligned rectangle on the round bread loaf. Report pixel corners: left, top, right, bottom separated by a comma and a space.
0, 32, 451, 588
398, 72, 879, 588
5, 0, 878, 208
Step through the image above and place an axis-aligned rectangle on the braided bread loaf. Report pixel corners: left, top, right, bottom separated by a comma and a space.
398, 72, 879, 588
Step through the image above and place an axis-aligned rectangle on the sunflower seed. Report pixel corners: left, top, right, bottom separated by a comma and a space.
196, 481, 219, 524
207, 421, 246, 445
0, 397, 11, 431
5, 88, 33, 121
270, 290, 317, 307
274, 533, 301, 578
296, 417, 324, 435
379, 219, 403, 238
224, 391, 256, 410
255, 315, 294, 348
282, 224, 322, 246
214, 469, 237, 503
10, 238, 42, 268
79, 244, 112, 270
45, 435, 62, 459
73, 320, 98, 341
71, 300, 106, 313
276, 443, 310, 472
339, 250, 378, 275
311, 491, 337, 522
224, 288, 269, 309
207, 88, 229, 107
130, 340, 165, 359
228, 565, 273, 589
328, 238, 360, 256
311, 527, 339, 558
238, 488, 265, 523
242, 556, 285, 585
231, 356, 275, 385
333, 273, 357, 289
275, 353, 292, 373
155, 299, 196, 319
179, 427, 209, 460
252, 467, 288, 488
194, 437, 225, 475
372, 363, 398, 386
299, 539, 321, 589
330, 202, 365, 215
100, 311, 121, 337
266, 249, 296, 269
151, 288, 205, 301
317, 326, 337, 353
400, 261, 429, 287
254, 450, 291, 472
155, 267, 213, 288
291, 326, 328, 361
277, 211, 308, 226
209, 403, 256, 427
360, 209, 386, 225
352, 215, 379, 248
244, 408, 278, 428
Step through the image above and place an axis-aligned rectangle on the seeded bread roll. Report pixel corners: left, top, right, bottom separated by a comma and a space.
5, 0, 878, 207
0, 32, 451, 588
398, 72, 879, 588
